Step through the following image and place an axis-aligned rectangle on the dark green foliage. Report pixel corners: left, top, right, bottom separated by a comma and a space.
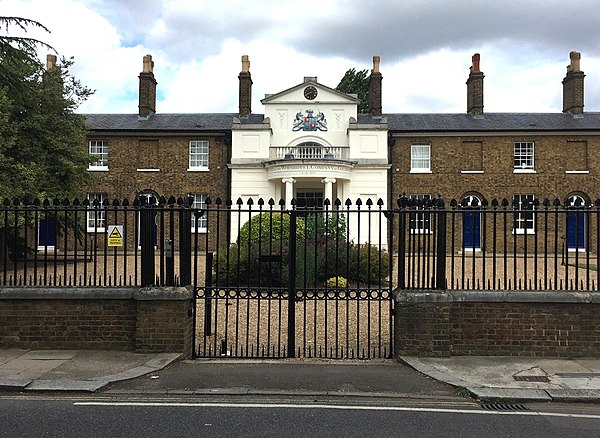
0, 17, 93, 201
237, 212, 305, 246
304, 212, 347, 240
349, 243, 391, 285
336, 68, 369, 113
216, 211, 389, 288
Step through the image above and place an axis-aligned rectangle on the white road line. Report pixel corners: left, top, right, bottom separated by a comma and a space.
73, 401, 600, 420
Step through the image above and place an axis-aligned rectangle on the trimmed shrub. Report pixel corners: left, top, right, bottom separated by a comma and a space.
348, 243, 390, 285
237, 212, 305, 246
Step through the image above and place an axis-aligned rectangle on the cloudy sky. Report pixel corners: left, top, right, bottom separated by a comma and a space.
3, 0, 600, 115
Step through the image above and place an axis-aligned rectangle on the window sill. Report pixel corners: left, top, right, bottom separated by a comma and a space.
88, 167, 109, 172
460, 170, 484, 174
513, 169, 536, 174
410, 170, 432, 174
188, 167, 210, 172
192, 229, 208, 234
87, 228, 106, 233
565, 170, 589, 174
137, 168, 161, 172
512, 229, 536, 235
410, 230, 432, 235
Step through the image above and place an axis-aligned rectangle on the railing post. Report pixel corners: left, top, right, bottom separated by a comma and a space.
140, 200, 155, 287
287, 209, 297, 358
435, 196, 447, 290
397, 194, 408, 290
179, 195, 193, 286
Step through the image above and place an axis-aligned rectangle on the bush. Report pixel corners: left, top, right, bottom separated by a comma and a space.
348, 243, 390, 285
325, 276, 348, 288
304, 212, 347, 240
237, 212, 305, 246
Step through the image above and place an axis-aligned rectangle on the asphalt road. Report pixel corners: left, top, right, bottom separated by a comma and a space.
1, 395, 600, 438
102, 360, 457, 397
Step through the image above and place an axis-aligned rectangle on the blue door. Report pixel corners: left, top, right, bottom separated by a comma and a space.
38, 216, 57, 249
463, 211, 481, 249
567, 210, 585, 250
462, 195, 481, 250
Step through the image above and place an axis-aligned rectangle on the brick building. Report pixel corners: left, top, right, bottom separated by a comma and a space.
78, 51, 600, 250
390, 52, 600, 251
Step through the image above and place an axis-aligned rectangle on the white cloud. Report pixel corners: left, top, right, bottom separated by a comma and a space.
3, 0, 600, 115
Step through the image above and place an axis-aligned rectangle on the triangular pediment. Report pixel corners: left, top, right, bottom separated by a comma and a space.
261, 79, 360, 105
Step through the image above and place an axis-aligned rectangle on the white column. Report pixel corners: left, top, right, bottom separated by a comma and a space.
282, 177, 296, 210
321, 177, 336, 208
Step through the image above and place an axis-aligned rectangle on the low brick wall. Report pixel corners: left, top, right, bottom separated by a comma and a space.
0, 286, 194, 358
394, 290, 600, 357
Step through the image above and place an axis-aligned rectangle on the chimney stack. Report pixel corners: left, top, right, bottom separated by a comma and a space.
46, 54, 57, 70
139, 54, 157, 117
562, 51, 585, 115
466, 53, 484, 116
238, 54, 252, 117
368, 55, 382, 116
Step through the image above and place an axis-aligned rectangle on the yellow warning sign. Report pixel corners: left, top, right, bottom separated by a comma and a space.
107, 225, 123, 247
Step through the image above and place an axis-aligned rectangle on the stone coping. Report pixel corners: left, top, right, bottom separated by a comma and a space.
0, 286, 194, 301
393, 289, 600, 304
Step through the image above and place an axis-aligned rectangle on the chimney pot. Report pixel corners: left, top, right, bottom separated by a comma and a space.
143, 54, 154, 73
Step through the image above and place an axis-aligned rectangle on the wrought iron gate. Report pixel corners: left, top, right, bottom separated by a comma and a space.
194, 198, 393, 359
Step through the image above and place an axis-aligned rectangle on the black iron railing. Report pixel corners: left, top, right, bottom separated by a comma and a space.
0, 196, 193, 287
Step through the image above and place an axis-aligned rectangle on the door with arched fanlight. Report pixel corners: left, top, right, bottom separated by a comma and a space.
462, 194, 482, 250
566, 194, 586, 251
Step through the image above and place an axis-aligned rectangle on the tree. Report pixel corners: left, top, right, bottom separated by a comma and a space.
335, 68, 369, 113
0, 17, 93, 263
0, 16, 93, 200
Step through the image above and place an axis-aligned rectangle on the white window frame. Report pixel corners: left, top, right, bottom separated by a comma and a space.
188, 140, 209, 171
513, 194, 535, 234
409, 194, 432, 234
87, 193, 107, 232
513, 141, 535, 172
410, 144, 431, 173
88, 139, 109, 170
191, 194, 208, 232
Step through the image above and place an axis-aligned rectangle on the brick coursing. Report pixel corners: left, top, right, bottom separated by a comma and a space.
394, 291, 600, 357
0, 288, 194, 356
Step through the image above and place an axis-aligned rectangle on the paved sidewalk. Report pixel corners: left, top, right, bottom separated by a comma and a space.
0, 350, 181, 392
1, 349, 600, 403
402, 356, 600, 403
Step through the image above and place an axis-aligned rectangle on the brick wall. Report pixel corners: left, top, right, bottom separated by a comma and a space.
391, 134, 600, 202
0, 287, 194, 357
394, 290, 600, 357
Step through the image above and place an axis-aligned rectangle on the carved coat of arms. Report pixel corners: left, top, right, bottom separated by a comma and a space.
292, 109, 327, 132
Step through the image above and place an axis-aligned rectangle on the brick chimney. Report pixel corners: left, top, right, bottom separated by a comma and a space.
139, 54, 157, 117
368, 55, 382, 116
562, 51, 585, 115
466, 53, 484, 116
46, 54, 57, 70
238, 54, 252, 117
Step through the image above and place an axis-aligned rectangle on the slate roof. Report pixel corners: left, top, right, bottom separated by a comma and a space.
385, 113, 600, 132
85, 112, 600, 133
85, 113, 237, 131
